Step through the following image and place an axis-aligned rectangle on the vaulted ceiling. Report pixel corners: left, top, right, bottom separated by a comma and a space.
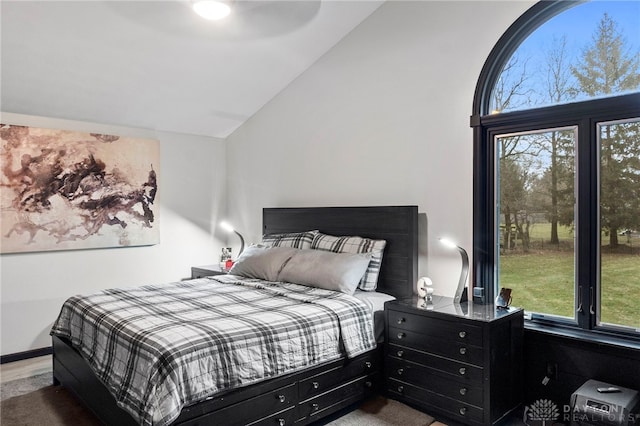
1, 1, 383, 138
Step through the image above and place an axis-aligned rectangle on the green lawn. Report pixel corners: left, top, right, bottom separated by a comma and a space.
500, 251, 639, 330
526, 222, 574, 241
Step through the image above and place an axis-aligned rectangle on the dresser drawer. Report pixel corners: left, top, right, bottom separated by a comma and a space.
388, 327, 484, 365
388, 310, 483, 347
299, 352, 378, 400
388, 379, 483, 425
299, 374, 376, 419
386, 356, 483, 406
387, 343, 483, 381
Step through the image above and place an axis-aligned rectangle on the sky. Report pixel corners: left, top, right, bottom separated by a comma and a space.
496, 1, 640, 111
535, 1, 640, 45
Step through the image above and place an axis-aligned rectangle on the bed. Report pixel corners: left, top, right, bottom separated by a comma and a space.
51, 205, 418, 425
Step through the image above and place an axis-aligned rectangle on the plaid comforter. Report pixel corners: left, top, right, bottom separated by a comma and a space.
50, 275, 376, 426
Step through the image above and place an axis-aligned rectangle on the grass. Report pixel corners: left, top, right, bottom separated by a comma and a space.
499, 224, 640, 330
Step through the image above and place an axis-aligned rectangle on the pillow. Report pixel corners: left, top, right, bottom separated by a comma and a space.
311, 233, 386, 291
261, 230, 318, 250
228, 245, 299, 282
279, 249, 372, 295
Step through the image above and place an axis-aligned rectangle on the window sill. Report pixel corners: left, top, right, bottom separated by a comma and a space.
525, 321, 640, 352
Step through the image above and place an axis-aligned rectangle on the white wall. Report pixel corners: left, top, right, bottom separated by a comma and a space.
1, 1, 537, 355
0, 112, 227, 355
225, 1, 534, 297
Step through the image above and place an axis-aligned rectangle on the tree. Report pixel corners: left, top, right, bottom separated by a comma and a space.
599, 121, 640, 247
493, 56, 538, 253
572, 13, 640, 97
498, 135, 540, 253
499, 154, 526, 251
538, 36, 577, 245
491, 53, 533, 113
572, 13, 640, 246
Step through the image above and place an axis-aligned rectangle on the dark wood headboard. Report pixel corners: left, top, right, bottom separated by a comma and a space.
263, 206, 418, 299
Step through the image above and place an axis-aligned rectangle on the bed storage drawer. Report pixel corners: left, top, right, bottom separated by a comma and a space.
299, 351, 378, 400
181, 383, 296, 426
246, 406, 297, 426
299, 374, 377, 420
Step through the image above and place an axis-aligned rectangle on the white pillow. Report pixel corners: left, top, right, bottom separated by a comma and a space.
279, 249, 372, 295
228, 245, 299, 282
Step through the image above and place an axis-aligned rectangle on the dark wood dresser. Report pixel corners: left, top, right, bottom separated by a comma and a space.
384, 297, 524, 425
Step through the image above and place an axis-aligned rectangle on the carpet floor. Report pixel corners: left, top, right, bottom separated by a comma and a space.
0, 372, 52, 401
1, 376, 445, 426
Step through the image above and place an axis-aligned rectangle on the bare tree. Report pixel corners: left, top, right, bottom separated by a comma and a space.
540, 36, 577, 245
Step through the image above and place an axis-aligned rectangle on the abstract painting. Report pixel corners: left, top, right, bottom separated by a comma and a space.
1, 124, 159, 253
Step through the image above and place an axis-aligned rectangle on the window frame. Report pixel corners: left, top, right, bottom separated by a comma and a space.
471, 0, 640, 340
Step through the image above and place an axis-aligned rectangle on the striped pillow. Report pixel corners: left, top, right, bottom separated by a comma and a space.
311, 232, 386, 291
261, 230, 318, 250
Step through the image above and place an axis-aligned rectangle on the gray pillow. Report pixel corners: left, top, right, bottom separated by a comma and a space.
279, 249, 372, 295
228, 245, 299, 282
310, 232, 386, 291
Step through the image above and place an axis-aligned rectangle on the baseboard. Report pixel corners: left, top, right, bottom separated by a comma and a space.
0, 346, 53, 364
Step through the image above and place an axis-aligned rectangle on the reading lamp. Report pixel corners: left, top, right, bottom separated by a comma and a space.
439, 238, 469, 303
220, 221, 245, 256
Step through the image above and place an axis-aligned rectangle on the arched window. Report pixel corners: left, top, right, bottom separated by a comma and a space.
471, 1, 639, 338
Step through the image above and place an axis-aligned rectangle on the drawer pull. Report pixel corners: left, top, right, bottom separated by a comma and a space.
397, 368, 404, 376
397, 332, 406, 339
397, 385, 404, 393
397, 317, 406, 324
460, 387, 467, 396
365, 361, 372, 369
459, 331, 467, 338
459, 347, 467, 355
365, 381, 373, 388
396, 350, 404, 357
277, 394, 286, 403
312, 381, 319, 389
312, 403, 319, 411
459, 407, 467, 416
459, 367, 466, 375
278, 419, 286, 426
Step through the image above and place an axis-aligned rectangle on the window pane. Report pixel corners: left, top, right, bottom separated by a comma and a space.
599, 118, 640, 331
496, 128, 576, 319
489, 2, 640, 114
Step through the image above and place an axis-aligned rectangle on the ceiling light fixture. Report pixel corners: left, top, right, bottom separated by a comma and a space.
193, 1, 231, 21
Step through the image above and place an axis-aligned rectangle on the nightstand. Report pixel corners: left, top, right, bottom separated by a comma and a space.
384, 296, 524, 426
191, 264, 227, 279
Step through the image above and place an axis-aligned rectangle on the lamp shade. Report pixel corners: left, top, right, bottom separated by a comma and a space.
220, 221, 245, 256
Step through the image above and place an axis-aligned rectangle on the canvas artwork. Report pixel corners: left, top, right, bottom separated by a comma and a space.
0, 124, 159, 254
